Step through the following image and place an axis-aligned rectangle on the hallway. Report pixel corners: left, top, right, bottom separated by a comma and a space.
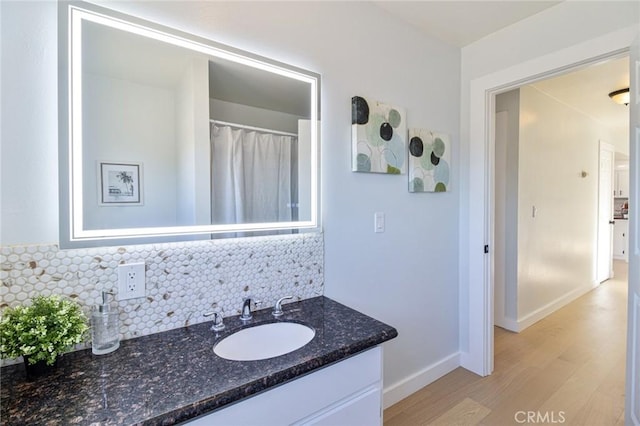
384, 260, 628, 425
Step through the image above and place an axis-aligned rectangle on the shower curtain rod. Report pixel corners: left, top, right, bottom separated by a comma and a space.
210, 119, 298, 138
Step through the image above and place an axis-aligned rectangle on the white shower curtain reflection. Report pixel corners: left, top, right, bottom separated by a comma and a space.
211, 124, 296, 225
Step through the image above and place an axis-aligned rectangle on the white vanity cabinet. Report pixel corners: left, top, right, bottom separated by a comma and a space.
184, 347, 383, 426
613, 220, 629, 262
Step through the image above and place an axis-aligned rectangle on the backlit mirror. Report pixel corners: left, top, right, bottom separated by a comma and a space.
59, 2, 320, 248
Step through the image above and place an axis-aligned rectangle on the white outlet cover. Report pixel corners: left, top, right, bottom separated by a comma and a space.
117, 263, 145, 300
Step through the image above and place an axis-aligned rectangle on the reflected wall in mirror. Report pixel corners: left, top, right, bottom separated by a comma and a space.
59, 2, 320, 248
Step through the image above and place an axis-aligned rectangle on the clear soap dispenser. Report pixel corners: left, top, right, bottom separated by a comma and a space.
91, 290, 120, 355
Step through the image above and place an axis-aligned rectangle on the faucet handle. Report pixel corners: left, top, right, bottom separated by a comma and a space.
204, 310, 225, 332
273, 295, 294, 317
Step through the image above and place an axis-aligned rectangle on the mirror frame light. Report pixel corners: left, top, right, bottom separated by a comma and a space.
59, 2, 321, 248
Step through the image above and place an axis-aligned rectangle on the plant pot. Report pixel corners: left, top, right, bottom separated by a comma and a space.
23, 356, 58, 380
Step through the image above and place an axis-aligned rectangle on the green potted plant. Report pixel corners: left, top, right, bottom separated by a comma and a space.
0, 295, 89, 378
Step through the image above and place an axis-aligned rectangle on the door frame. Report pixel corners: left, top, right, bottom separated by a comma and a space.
625, 33, 639, 426
463, 27, 636, 377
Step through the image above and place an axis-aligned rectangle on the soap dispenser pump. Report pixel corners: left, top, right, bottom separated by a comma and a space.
91, 290, 120, 355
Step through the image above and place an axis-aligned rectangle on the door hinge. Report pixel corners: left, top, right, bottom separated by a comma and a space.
484, 245, 489, 254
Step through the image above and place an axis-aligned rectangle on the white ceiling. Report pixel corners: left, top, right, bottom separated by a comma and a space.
530, 56, 629, 141
374, 1, 562, 48
375, 1, 629, 141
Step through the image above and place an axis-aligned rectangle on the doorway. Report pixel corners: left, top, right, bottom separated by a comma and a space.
492, 56, 629, 333
462, 21, 639, 423
463, 33, 635, 378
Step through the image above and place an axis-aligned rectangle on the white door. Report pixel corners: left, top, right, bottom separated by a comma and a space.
597, 141, 615, 283
626, 33, 640, 426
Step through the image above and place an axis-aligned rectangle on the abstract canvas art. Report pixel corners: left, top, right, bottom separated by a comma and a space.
408, 129, 450, 192
352, 96, 407, 174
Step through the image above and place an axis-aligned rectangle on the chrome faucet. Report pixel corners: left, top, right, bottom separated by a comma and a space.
203, 310, 225, 332
272, 295, 293, 317
240, 296, 260, 322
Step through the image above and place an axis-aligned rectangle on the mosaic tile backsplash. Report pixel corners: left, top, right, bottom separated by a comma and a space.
0, 233, 324, 365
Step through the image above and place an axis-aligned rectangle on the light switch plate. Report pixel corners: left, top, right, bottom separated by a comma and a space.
374, 212, 385, 233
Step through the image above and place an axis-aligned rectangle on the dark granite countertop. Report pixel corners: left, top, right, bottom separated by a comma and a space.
1, 296, 397, 425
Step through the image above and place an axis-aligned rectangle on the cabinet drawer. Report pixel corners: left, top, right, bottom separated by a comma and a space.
296, 385, 382, 426
184, 346, 382, 426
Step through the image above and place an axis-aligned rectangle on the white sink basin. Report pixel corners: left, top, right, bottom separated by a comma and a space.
214, 322, 315, 361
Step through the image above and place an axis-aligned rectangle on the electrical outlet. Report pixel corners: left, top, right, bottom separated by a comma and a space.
117, 263, 145, 300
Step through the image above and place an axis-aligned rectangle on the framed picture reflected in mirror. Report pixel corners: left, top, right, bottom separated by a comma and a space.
98, 162, 143, 205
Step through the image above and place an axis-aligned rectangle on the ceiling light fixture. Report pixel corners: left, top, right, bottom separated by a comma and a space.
608, 88, 630, 106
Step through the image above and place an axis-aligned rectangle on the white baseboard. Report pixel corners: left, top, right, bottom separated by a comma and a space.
517, 281, 599, 331
382, 352, 460, 409
494, 316, 519, 332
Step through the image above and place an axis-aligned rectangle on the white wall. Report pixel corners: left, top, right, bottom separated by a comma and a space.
176, 58, 211, 227
496, 86, 617, 331
0, 1, 460, 405
176, 59, 198, 226
516, 85, 615, 326
82, 72, 178, 229
1, 1, 59, 244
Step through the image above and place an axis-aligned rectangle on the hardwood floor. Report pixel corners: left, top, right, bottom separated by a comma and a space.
384, 260, 628, 426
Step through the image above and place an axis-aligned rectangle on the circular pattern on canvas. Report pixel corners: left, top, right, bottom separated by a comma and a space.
411, 178, 424, 192
434, 159, 450, 185
433, 137, 446, 158
388, 109, 402, 128
357, 153, 372, 172
351, 96, 369, 125
431, 151, 440, 166
380, 123, 393, 141
409, 137, 424, 157
387, 133, 406, 169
